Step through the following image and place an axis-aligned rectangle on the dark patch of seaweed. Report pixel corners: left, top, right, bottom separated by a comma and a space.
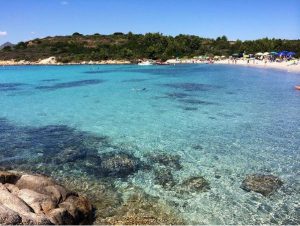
40, 79, 60, 82
0, 83, 27, 92
83, 69, 119, 74
35, 79, 105, 91
161, 82, 221, 92
0, 117, 145, 180
178, 98, 216, 105
182, 107, 198, 111
165, 92, 192, 99
122, 78, 149, 83
122, 65, 211, 77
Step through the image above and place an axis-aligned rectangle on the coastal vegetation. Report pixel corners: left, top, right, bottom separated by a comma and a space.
0, 32, 299, 62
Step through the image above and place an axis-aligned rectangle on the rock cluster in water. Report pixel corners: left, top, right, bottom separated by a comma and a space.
0, 171, 92, 225
147, 153, 211, 194
0, 118, 287, 224
241, 174, 283, 196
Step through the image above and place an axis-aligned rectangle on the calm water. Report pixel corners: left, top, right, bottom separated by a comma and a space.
0, 64, 299, 224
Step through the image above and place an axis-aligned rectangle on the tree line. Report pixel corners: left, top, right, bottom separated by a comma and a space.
0, 32, 299, 62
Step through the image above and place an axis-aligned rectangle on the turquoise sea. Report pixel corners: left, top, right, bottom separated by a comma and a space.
0, 64, 299, 224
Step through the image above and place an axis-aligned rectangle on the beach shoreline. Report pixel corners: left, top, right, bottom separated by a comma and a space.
1, 57, 300, 74
0, 57, 132, 66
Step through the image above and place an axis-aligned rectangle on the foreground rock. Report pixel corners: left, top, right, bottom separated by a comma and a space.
0, 171, 93, 225
241, 174, 283, 196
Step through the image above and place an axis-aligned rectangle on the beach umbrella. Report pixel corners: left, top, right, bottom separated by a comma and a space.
232, 53, 239, 57
263, 52, 270, 56
278, 51, 289, 57
255, 52, 263, 56
287, 52, 296, 57
270, 51, 278, 55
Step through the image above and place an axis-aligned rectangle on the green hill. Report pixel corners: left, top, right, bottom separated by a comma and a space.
0, 32, 299, 62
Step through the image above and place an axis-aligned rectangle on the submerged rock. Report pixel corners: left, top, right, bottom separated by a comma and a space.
154, 167, 176, 189
61, 175, 185, 225
241, 174, 283, 196
177, 176, 210, 194
0, 171, 93, 225
103, 190, 185, 225
99, 152, 141, 178
192, 144, 203, 150
148, 153, 182, 170
53, 148, 87, 164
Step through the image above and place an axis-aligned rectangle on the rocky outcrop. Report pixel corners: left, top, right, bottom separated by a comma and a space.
38, 57, 57, 65
0, 171, 93, 225
241, 174, 283, 196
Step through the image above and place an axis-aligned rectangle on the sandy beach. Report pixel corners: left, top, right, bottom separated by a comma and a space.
214, 59, 300, 74
1, 57, 300, 74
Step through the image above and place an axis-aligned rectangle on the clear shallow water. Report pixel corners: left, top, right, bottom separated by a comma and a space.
0, 64, 299, 224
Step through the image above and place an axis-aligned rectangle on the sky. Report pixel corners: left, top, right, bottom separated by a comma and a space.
0, 0, 299, 44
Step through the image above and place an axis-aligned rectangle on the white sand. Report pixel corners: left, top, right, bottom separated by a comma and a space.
215, 59, 300, 74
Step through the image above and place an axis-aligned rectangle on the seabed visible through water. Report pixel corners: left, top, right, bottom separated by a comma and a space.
0, 64, 299, 224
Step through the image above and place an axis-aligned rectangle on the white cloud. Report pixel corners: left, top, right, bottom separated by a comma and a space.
0, 31, 7, 37
60, 1, 69, 5
31, 31, 36, 34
